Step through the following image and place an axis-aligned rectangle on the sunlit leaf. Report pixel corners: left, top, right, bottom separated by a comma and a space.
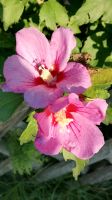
7, 130, 41, 175
103, 106, 112, 125
19, 111, 38, 145
82, 31, 112, 67
0, 0, 28, 30
62, 149, 88, 180
91, 68, 112, 86
84, 87, 110, 99
39, 0, 69, 30
70, 0, 112, 26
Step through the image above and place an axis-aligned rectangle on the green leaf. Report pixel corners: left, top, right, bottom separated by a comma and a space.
39, 0, 69, 30
0, 91, 23, 122
105, 55, 112, 67
84, 68, 112, 99
7, 130, 41, 175
82, 31, 112, 67
19, 111, 38, 145
103, 106, 112, 125
0, 0, 25, 30
70, 0, 112, 26
68, 17, 80, 34
62, 149, 88, 180
84, 87, 110, 99
91, 68, 112, 86
72, 157, 88, 180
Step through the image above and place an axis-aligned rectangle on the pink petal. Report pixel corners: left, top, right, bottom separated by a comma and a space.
34, 133, 62, 155
51, 96, 69, 113
3, 55, 38, 93
68, 93, 82, 105
16, 27, 52, 67
78, 99, 108, 125
34, 108, 69, 155
57, 62, 91, 94
34, 112, 64, 155
50, 28, 76, 72
34, 109, 54, 137
1, 83, 12, 92
67, 113, 104, 159
24, 85, 62, 108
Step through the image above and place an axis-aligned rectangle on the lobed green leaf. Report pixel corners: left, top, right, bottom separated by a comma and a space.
62, 149, 88, 180
39, 0, 69, 30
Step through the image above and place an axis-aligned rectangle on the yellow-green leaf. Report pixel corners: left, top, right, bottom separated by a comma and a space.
103, 106, 112, 125
19, 112, 38, 145
39, 0, 69, 30
62, 149, 88, 180
72, 156, 88, 180
91, 68, 112, 86
84, 87, 110, 99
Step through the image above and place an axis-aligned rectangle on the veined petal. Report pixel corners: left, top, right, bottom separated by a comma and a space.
16, 27, 52, 67
57, 62, 91, 94
68, 113, 104, 159
34, 116, 70, 155
3, 55, 38, 93
50, 27, 76, 72
78, 99, 108, 125
24, 85, 62, 108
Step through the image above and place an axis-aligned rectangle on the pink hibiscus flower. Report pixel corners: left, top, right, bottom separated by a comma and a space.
34, 93, 108, 159
3, 27, 91, 108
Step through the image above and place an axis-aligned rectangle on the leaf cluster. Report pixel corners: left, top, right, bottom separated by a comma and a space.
6, 129, 42, 175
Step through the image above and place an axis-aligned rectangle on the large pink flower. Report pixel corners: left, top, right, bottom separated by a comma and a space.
3, 27, 91, 108
34, 94, 108, 159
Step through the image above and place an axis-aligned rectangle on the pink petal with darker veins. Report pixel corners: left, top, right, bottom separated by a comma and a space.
78, 99, 108, 125
3, 55, 38, 93
57, 62, 91, 94
16, 27, 52, 68
24, 85, 62, 108
50, 27, 76, 72
68, 113, 104, 159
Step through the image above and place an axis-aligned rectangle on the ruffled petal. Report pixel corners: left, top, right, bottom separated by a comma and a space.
50, 28, 76, 72
24, 85, 62, 108
67, 113, 104, 159
57, 62, 91, 94
78, 99, 108, 125
16, 27, 52, 67
3, 55, 38, 93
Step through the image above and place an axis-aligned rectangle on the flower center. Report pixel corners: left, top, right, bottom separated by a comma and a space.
54, 109, 73, 127
38, 65, 54, 84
